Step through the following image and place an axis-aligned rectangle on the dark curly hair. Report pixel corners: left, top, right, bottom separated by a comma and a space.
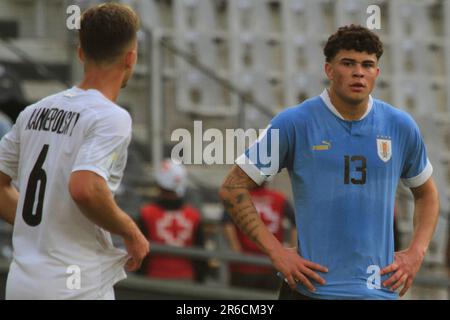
323, 25, 383, 62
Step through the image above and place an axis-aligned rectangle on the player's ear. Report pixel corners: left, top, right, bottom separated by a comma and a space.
124, 40, 138, 69
124, 49, 137, 69
77, 46, 85, 63
324, 62, 333, 80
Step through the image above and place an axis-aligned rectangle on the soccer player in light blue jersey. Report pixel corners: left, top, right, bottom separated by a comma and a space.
219, 25, 439, 300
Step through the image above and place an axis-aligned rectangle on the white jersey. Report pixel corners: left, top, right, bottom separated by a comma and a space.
0, 87, 132, 299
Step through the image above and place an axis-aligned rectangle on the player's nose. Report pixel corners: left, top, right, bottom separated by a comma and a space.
352, 64, 364, 77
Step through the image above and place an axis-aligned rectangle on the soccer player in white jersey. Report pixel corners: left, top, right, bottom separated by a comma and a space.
219, 25, 439, 299
0, 3, 149, 299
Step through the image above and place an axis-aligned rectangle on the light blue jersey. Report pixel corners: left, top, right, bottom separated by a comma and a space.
237, 89, 432, 299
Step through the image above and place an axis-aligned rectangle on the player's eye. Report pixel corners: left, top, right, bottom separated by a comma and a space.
362, 63, 375, 69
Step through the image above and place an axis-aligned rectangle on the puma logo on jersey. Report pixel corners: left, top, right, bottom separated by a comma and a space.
312, 140, 331, 151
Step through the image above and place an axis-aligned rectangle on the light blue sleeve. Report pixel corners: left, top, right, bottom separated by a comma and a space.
236, 108, 294, 185
400, 116, 432, 188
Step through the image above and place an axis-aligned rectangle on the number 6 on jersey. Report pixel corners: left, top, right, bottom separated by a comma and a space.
23, 144, 49, 226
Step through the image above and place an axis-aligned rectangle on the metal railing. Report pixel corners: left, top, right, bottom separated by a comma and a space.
151, 242, 271, 266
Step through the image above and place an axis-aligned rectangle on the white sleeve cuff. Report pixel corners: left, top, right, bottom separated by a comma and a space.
0, 163, 16, 180
401, 159, 433, 188
235, 153, 267, 186
71, 165, 109, 182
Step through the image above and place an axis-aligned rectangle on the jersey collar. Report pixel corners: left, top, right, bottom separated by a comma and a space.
69, 86, 108, 100
320, 89, 373, 121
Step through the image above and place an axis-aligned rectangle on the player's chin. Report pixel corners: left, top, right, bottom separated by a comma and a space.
346, 90, 368, 102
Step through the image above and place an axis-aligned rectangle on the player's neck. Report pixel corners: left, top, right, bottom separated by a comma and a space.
327, 88, 369, 121
78, 67, 124, 102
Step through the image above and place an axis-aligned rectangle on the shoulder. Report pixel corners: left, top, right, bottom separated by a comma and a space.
13, 90, 66, 127
38, 89, 68, 105
20, 89, 66, 113
87, 95, 131, 123
102, 104, 132, 132
271, 96, 322, 127
373, 99, 419, 131
85, 98, 132, 136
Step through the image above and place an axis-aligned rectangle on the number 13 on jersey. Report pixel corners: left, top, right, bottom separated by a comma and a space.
344, 155, 367, 185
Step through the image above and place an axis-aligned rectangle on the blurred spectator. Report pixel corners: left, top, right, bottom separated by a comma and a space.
0, 111, 12, 138
223, 182, 296, 291
138, 159, 206, 282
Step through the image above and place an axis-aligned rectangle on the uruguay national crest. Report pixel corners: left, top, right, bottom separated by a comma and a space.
376, 137, 392, 162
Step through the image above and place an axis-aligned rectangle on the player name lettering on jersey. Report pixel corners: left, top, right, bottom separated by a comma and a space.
25, 107, 80, 136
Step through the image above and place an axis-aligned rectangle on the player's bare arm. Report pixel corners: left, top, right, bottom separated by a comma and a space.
0, 171, 18, 225
219, 165, 262, 244
69, 170, 150, 271
381, 177, 439, 296
219, 165, 328, 291
289, 229, 298, 248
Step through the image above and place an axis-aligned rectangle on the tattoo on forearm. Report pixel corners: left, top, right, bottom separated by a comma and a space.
236, 193, 246, 204
234, 208, 254, 225
247, 225, 260, 242
242, 217, 258, 232
236, 205, 253, 215
234, 213, 244, 224
224, 185, 249, 191
223, 175, 242, 187
222, 199, 234, 210
222, 167, 256, 191
220, 166, 264, 246
241, 215, 256, 227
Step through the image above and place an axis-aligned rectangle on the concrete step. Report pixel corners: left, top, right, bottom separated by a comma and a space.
0, 38, 68, 64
